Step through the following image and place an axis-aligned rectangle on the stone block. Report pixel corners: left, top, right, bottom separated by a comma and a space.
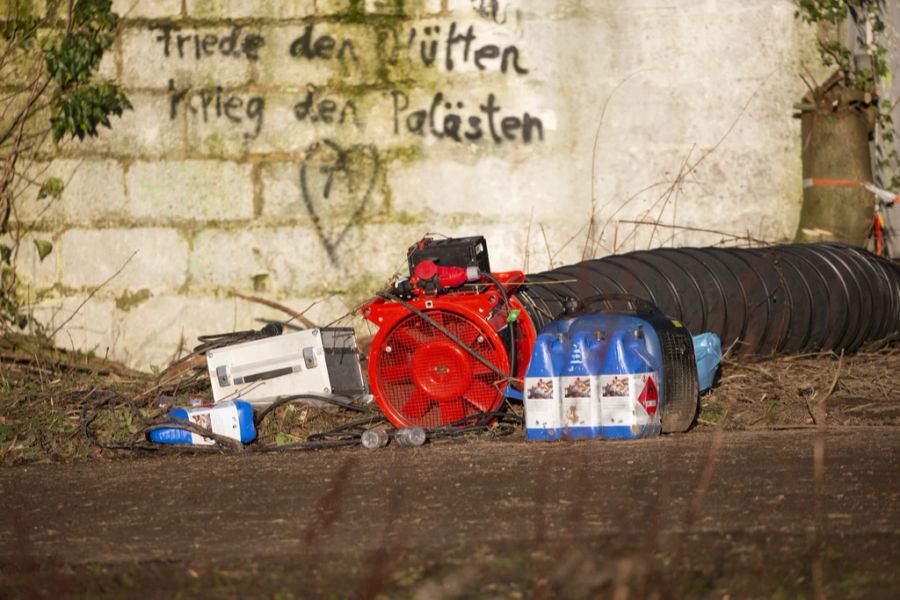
386, 151, 578, 222
113, 0, 182, 19
125, 161, 254, 222
314, 0, 352, 16
59, 228, 188, 293
96, 43, 118, 80
30, 294, 119, 357
187, 0, 315, 19
6, 231, 59, 290
58, 93, 187, 159
15, 159, 128, 226
120, 25, 255, 89
188, 226, 330, 294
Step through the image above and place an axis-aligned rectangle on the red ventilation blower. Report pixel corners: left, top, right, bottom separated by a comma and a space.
361, 237, 537, 428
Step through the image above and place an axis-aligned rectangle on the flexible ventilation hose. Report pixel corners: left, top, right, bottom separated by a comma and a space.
517, 243, 900, 355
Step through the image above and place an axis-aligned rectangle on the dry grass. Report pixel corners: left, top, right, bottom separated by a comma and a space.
2, 327, 898, 465
698, 344, 900, 429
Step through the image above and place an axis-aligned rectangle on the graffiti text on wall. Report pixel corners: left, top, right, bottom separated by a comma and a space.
152, 20, 542, 145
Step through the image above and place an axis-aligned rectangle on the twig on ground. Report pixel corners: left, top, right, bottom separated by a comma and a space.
813, 350, 843, 425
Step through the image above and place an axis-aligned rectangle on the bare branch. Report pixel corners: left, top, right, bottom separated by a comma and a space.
48, 251, 138, 339
231, 293, 318, 329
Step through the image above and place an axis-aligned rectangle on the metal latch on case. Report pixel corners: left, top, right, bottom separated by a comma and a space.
216, 364, 230, 387
302, 347, 317, 369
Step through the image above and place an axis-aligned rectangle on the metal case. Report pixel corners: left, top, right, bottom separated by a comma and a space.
206, 328, 364, 407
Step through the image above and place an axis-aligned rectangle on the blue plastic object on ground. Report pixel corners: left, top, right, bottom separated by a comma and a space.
691, 332, 722, 393
597, 327, 663, 440
560, 331, 605, 439
522, 308, 721, 442
523, 319, 572, 441
524, 313, 666, 441
150, 399, 256, 446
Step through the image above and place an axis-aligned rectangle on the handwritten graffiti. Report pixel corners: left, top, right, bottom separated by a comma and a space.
168, 80, 265, 138
472, 0, 509, 24
300, 140, 381, 265
290, 25, 358, 63
391, 90, 543, 144
294, 87, 361, 128
405, 21, 527, 74
152, 24, 264, 60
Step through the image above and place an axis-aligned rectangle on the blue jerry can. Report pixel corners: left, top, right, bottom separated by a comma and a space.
599, 328, 662, 440
524, 331, 569, 441
560, 331, 605, 439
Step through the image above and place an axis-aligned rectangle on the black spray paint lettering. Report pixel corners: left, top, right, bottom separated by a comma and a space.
168, 80, 265, 138
290, 25, 358, 63
472, 0, 508, 24
293, 88, 361, 128
300, 140, 380, 266
152, 24, 265, 61
406, 21, 527, 74
391, 90, 543, 144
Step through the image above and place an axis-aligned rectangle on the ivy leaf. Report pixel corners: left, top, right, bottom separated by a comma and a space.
33, 239, 53, 262
0, 245, 11, 264
37, 177, 64, 201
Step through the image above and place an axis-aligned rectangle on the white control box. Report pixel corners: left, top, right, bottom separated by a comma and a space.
206, 329, 333, 407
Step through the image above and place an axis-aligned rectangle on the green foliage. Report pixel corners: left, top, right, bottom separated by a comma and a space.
0, 0, 40, 47
796, 0, 850, 25
44, 0, 132, 141
0, 0, 129, 331
37, 177, 64, 200
796, 1, 898, 190
33, 239, 52, 261
51, 81, 132, 140
796, 0, 887, 94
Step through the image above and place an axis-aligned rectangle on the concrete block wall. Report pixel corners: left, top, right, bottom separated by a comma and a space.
14, 0, 818, 369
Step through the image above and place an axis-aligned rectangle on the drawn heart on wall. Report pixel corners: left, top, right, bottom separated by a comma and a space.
300, 139, 381, 266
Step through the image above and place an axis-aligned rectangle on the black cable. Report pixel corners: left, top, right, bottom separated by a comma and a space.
306, 414, 388, 441
193, 322, 284, 355
254, 393, 372, 427
80, 393, 243, 454
480, 271, 518, 387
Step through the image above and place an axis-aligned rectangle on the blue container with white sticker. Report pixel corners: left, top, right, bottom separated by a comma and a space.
560, 331, 605, 439
524, 322, 571, 441
598, 327, 662, 440
150, 399, 257, 446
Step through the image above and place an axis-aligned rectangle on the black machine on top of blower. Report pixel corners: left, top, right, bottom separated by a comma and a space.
360, 236, 701, 434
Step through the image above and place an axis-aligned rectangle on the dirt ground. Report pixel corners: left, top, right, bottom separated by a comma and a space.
1, 341, 899, 598
2, 429, 899, 599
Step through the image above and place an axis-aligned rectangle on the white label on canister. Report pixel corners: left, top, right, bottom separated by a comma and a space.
183, 402, 241, 445
599, 373, 657, 427
562, 375, 597, 428
525, 376, 560, 430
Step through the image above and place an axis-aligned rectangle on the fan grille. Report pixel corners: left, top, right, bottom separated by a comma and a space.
375, 310, 507, 428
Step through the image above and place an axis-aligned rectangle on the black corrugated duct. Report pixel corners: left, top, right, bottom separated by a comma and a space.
517, 243, 900, 355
